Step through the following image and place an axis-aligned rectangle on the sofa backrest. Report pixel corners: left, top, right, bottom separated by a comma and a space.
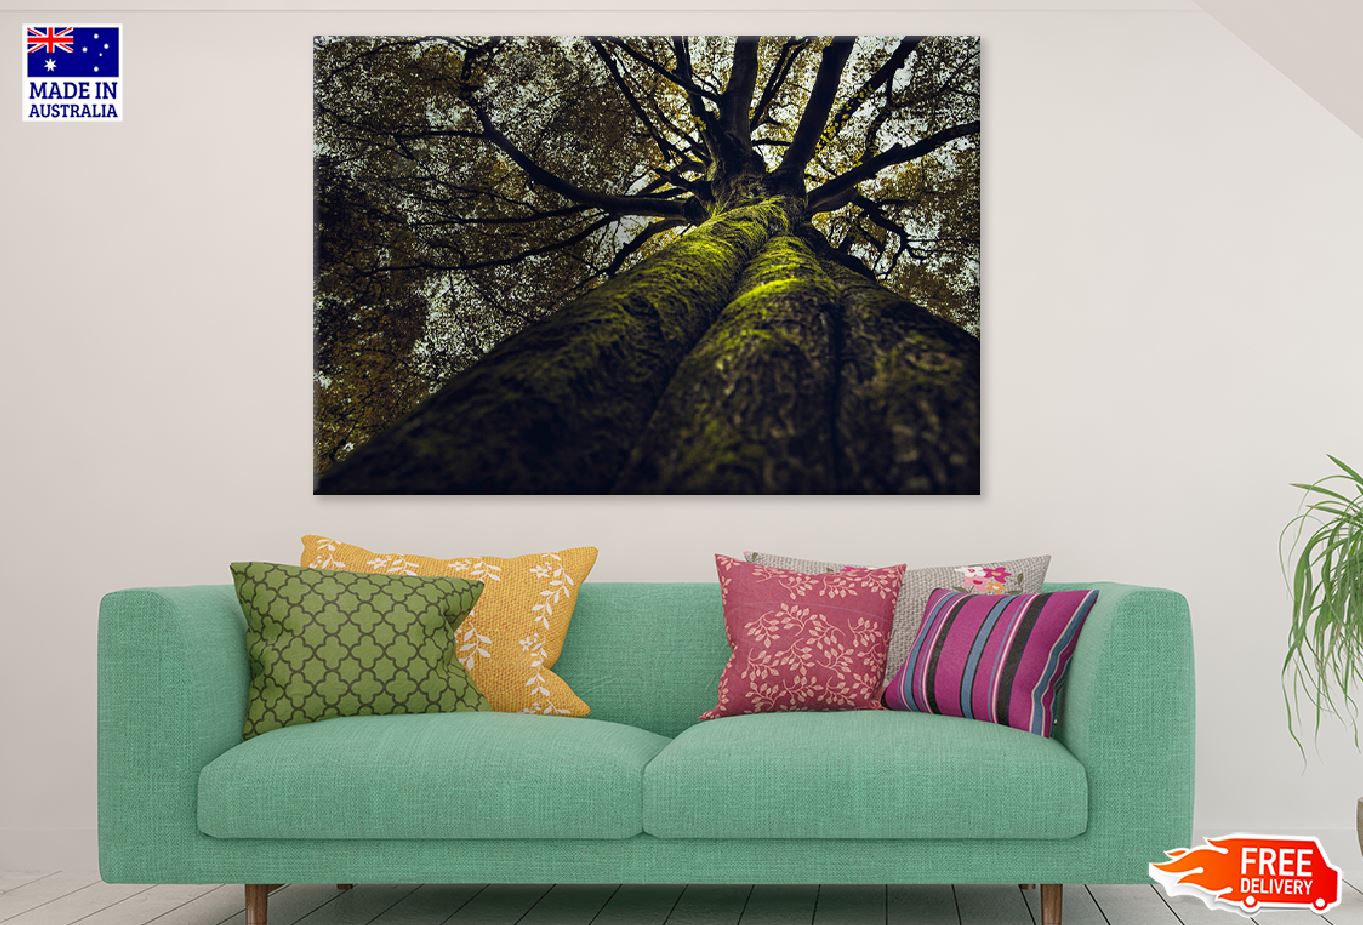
554, 582, 727, 737
555, 580, 1077, 737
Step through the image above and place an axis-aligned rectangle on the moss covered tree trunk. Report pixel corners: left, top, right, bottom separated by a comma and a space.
318, 200, 788, 493
616, 235, 840, 492
319, 196, 979, 495
823, 260, 980, 493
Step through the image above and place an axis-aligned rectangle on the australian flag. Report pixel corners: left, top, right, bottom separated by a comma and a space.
26, 26, 119, 78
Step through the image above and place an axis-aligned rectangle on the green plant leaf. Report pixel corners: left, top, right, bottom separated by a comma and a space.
1283, 456, 1363, 753
1291, 482, 1353, 505
1330, 455, 1363, 486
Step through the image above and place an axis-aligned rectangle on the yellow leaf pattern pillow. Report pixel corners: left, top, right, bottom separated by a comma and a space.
301, 536, 597, 716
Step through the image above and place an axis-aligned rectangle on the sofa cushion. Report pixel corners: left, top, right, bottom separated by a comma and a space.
703, 555, 905, 719
232, 562, 489, 739
885, 588, 1099, 737
199, 712, 670, 840
747, 550, 1051, 686
642, 711, 1086, 839
300, 538, 598, 717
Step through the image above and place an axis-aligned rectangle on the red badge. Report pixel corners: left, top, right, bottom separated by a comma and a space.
1151, 835, 1340, 915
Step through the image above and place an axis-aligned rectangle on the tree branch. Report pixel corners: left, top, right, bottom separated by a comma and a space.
652, 166, 712, 200
452, 38, 696, 220
321, 38, 429, 81
751, 37, 807, 130
818, 37, 922, 157
719, 37, 760, 141
359, 215, 617, 276
670, 37, 719, 137
410, 203, 591, 227
807, 119, 980, 213
604, 218, 687, 275
774, 37, 855, 181
605, 38, 721, 104
798, 224, 877, 279
640, 92, 709, 161
851, 194, 919, 268
861, 81, 896, 157
465, 100, 692, 220
860, 46, 979, 158
589, 39, 686, 163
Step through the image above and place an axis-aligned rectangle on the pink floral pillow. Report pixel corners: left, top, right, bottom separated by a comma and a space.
702, 554, 907, 720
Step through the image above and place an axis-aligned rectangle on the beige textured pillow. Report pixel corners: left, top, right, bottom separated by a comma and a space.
745, 551, 1051, 686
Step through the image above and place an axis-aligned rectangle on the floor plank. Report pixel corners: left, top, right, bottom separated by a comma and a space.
362, 885, 484, 925
0, 874, 103, 923
1256, 910, 1335, 923
590, 885, 683, 925
813, 886, 884, 925
214, 884, 346, 925
295, 885, 420, 925
1149, 889, 1237, 925
134, 885, 245, 925
1086, 884, 1181, 924
1325, 883, 1363, 925
444, 884, 551, 925
517, 884, 615, 925
951, 885, 1032, 925
3, 881, 149, 925
665, 885, 752, 925
0, 876, 53, 897
22, 877, 1352, 925
74, 885, 218, 925
1018, 886, 1109, 925
887, 884, 958, 925
739, 884, 817, 925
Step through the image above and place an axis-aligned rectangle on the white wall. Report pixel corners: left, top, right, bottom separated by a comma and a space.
1195, 0, 1363, 142
3, 0, 1362, 868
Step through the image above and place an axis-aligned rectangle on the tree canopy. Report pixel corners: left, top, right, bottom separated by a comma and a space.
314, 35, 980, 485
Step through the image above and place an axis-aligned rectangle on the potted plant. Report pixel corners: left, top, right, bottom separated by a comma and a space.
1282, 456, 1363, 846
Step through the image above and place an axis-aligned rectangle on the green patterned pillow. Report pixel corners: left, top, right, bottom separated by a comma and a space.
232, 562, 490, 738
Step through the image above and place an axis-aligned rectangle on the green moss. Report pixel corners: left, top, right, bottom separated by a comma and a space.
615, 235, 841, 493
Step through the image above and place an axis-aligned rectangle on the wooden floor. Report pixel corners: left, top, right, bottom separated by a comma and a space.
4, 877, 1363, 925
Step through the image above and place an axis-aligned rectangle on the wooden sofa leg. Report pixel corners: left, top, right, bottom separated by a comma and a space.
1041, 884, 1062, 925
245, 884, 269, 925
337, 884, 354, 891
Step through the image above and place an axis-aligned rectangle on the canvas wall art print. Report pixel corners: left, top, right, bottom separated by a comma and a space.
313, 35, 980, 494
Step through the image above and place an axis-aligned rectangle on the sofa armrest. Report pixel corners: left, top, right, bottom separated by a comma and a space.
1051, 582, 1194, 858
98, 586, 248, 882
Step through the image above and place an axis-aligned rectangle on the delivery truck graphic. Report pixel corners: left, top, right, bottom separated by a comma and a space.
1151, 835, 1340, 915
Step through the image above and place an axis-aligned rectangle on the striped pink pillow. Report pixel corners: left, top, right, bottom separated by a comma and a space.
884, 587, 1098, 737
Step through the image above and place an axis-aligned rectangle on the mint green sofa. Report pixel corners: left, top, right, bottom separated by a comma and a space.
98, 581, 1193, 925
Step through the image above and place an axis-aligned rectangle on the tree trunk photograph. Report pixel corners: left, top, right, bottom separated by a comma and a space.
312, 35, 980, 494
